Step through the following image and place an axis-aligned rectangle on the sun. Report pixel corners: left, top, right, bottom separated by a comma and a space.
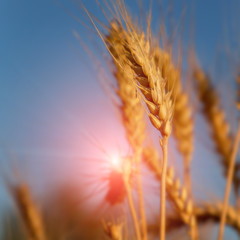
109, 155, 122, 170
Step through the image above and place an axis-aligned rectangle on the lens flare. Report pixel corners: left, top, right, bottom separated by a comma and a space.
109, 155, 122, 170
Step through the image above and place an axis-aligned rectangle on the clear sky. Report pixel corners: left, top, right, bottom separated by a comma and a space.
1, 0, 240, 238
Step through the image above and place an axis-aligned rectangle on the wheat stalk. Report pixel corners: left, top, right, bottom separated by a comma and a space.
11, 184, 46, 240
143, 147, 198, 240
122, 159, 141, 240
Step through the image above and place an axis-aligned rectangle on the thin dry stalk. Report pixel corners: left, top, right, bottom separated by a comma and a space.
160, 136, 168, 240
135, 160, 148, 240
11, 184, 46, 240
218, 120, 240, 240
143, 147, 198, 240
123, 161, 141, 240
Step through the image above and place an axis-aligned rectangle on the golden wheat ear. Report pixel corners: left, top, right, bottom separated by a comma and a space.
9, 183, 46, 240
148, 203, 240, 235
153, 46, 194, 195
193, 68, 233, 176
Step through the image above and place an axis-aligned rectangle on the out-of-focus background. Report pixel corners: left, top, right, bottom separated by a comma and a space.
1, 0, 240, 239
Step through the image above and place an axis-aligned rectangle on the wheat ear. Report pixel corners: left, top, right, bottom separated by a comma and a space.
148, 203, 240, 234
106, 23, 148, 240
194, 68, 233, 176
11, 184, 46, 240
196, 203, 240, 233
143, 147, 198, 240
153, 47, 194, 194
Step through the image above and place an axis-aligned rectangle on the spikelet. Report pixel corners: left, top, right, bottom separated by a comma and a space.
11, 184, 46, 240
194, 68, 232, 177
153, 47, 194, 190
142, 147, 198, 240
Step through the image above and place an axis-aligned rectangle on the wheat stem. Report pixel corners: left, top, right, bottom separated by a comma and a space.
143, 146, 198, 239
136, 158, 148, 240
125, 182, 141, 240
160, 136, 168, 240
218, 120, 240, 240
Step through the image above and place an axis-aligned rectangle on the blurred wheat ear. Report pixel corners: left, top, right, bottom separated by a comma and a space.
10, 184, 46, 240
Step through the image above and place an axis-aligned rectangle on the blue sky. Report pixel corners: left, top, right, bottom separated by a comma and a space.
1, 0, 240, 238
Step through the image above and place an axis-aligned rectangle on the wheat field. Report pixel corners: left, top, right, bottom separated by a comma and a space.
1, 0, 240, 240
